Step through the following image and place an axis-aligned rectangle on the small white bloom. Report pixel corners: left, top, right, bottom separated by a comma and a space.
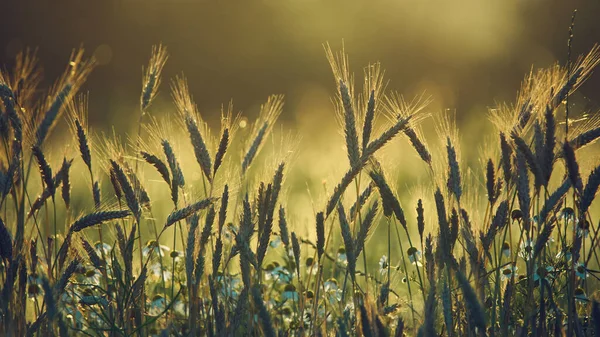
533, 265, 554, 285
407, 247, 423, 267
142, 240, 170, 258
501, 242, 511, 258
266, 264, 293, 283
282, 284, 299, 301
94, 242, 112, 256
575, 263, 588, 280
148, 295, 166, 316
324, 279, 342, 304
149, 262, 172, 281
84, 268, 102, 286
561, 207, 575, 222
379, 255, 389, 275
501, 265, 518, 281
519, 239, 534, 261
577, 221, 590, 238
269, 235, 282, 248
337, 248, 347, 266
305, 258, 318, 276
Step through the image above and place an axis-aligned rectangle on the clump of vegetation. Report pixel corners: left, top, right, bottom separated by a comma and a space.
1, 38, 600, 337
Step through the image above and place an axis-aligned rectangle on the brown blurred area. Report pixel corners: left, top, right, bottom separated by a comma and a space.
2, 0, 600, 132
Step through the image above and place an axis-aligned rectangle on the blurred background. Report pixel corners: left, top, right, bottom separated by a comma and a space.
3, 1, 600, 128
2, 0, 600, 246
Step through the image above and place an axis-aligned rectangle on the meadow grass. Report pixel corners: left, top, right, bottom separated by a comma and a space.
1, 41, 600, 337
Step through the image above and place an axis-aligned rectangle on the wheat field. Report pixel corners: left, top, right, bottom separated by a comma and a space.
1, 23, 600, 337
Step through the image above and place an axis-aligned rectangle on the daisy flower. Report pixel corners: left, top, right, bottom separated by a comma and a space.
501, 242, 511, 258
282, 284, 299, 301
148, 295, 166, 316
94, 242, 112, 256
142, 240, 170, 258
577, 220, 590, 238
337, 247, 347, 266
407, 247, 423, 267
533, 265, 554, 285
575, 262, 589, 279
324, 278, 342, 304
379, 255, 389, 276
501, 264, 518, 281
305, 257, 318, 276
519, 239, 534, 261
149, 262, 172, 281
269, 235, 282, 248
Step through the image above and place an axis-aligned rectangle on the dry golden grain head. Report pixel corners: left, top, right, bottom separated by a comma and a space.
95, 128, 129, 172
324, 42, 353, 90
141, 44, 168, 111
66, 93, 89, 131
4, 48, 43, 108
325, 43, 358, 141
170, 74, 196, 120
170, 75, 215, 146
65, 93, 93, 171
490, 45, 600, 138
566, 44, 600, 97
30, 47, 95, 148
241, 95, 284, 174
384, 91, 432, 123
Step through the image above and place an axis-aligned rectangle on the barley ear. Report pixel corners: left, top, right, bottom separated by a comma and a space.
455, 269, 486, 333
141, 44, 168, 111
213, 128, 229, 175
442, 277, 454, 337
32, 145, 54, 196
446, 137, 462, 201
359, 304, 374, 337
362, 90, 375, 151
110, 160, 141, 222
278, 206, 290, 248
569, 127, 600, 151
354, 201, 377, 259
339, 80, 361, 167
316, 211, 325, 261
140, 151, 171, 186
338, 204, 355, 281
218, 185, 229, 236
165, 198, 214, 228
404, 126, 432, 165
252, 285, 277, 337
418, 285, 437, 337
350, 184, 373, 220
69, 210, 130, 233
417, 199, 425, 242
563, 141, 583, 194
500, 132, 513, 186
75, 119, 92, 171
580, 165, 600, 215
0, 217, 13, 260
185, 114, 213, 182
543, 105, 556, 183
515, 152, 531, 230
369, 169, 406, 230
291, 232, 301, 277
486, 159, 496, 205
